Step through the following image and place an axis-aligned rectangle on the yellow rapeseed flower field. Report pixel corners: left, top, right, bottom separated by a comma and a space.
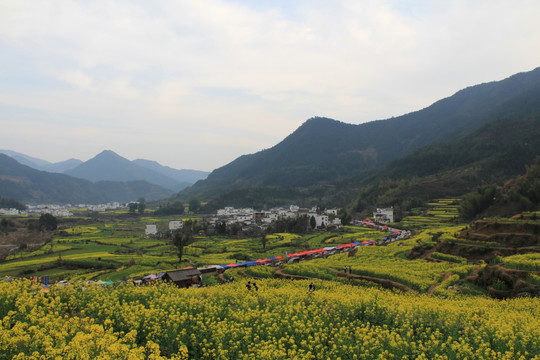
1, 279, 538, 359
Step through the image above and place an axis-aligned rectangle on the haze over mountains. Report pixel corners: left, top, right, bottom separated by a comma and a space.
0, 150, 209, 204
0, 149, 209, 192
0, 154, 174, 204
1, 67, 539, 207
64, 150, 208, 192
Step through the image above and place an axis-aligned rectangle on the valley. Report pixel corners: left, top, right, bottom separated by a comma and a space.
0, 198, 538, 359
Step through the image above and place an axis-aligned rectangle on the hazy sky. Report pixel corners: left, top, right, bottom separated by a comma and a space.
1, 1, 540, 171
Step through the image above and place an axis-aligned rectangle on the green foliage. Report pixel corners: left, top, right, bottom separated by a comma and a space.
128, 203, 138, 214
137, 198, 146, 214
503, 253, 540, 271
503, 156, 540, 211
154, 201, 185, 215
431, 252, 467, 264
39, 213, 57, 231
459, 184, 498, 220
188, 199, 201, 214
268, 215, 310, 234
0, 197, 26, 210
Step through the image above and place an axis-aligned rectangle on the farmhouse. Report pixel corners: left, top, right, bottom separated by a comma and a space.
169, 220, 183, 231
162, 268, 202, 288
309, 213, 330, 228
145, 224, 158, 236
373, 207, 394, 224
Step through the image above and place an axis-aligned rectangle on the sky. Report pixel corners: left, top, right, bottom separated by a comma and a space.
1, 1, 540, 172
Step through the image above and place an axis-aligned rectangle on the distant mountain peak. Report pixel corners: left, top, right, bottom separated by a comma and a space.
94, 149, 123, 159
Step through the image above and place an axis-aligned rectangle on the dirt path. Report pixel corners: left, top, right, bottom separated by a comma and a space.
427, 272, 453, 296
274, 269, 314, 280
331, 268, 416, 293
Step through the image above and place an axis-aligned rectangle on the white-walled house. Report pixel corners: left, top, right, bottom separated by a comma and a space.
145, 224, 158, 236
169, 220, 183, 231
373, 207, 394, 223
309, 213, 329, 228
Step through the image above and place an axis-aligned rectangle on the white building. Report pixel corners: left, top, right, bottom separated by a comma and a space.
169, 220, 183, 231
373, 207, 394, 223
309, 213, 329, 228
0, 208, 19, 215
145, 224, 158, 236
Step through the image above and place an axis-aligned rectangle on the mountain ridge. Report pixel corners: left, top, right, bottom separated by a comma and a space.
178, 66, 540, 203
0, 154, 173, 204
1, 150, 209, 192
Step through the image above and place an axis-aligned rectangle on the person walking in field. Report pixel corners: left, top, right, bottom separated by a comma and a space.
246, 281, 252, 291
252, 282, 259, 291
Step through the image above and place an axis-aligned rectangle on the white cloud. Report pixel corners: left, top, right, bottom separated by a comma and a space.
0, 0, 539, 170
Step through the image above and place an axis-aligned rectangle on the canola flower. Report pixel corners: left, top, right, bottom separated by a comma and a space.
0, 279, 538, 359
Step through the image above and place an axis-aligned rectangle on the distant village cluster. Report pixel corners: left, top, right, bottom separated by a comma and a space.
145, 205, 344, 237
210, 205, 342, 228
0, 202, 126, 217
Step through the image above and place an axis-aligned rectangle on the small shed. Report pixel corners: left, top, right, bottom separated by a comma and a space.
163, 268, 202, 288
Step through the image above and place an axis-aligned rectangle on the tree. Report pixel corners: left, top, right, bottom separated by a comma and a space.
310, 215, 317, 229
338, 208, 352, 225
137, 198, 146, 214
188, 199, 201, 214
459, 184, 498, 220
216, 221, 227, 235
172, 230, 194, 263
138, 202, 146, 214
128, 202, 138, 214
155, 201, 185, 215
39, 213, 57, 231
260, 233, 268, 249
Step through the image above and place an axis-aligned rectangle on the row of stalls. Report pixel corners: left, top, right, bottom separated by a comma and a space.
285, 241, 376, 262
152, 242, 379, 287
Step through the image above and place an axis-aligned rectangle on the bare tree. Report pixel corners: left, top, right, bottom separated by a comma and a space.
172, 230, 194, 263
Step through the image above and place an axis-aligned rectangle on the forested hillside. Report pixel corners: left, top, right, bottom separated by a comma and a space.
179, 67, 540, 203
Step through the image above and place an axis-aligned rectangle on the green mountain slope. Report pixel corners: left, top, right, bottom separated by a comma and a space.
352, 115, 540, 217
180, 67, 540, 201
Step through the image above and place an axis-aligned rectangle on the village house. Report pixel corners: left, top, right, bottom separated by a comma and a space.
211, 205, 343, 231
168, 220, 183, 232
145, 224, 158, 236
308, 213, 329, 228
373, 207, 394, 223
